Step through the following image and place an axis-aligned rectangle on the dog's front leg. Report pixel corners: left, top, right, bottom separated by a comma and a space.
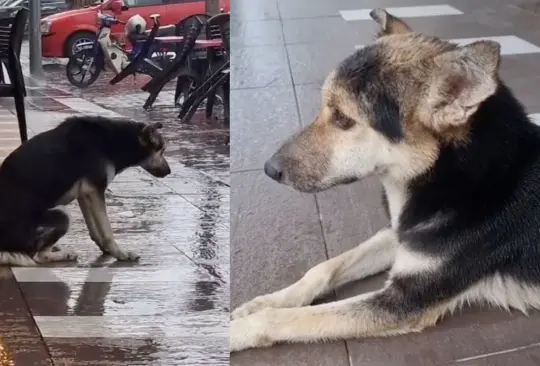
83, 190, 140, 261
232, 228, 398, 319
230, 279, 447, 352
77, 196, 109, 254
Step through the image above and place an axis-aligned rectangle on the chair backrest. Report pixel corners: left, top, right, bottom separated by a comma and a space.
208, 13, 230, 53
173, 15, 204, 67
0, 7, 29, 58
176, 13, 222, 58
176, 14, 211, 39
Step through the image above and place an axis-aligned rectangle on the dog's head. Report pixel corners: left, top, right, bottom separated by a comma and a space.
264, 9, 501, 192
138, 122, 171, 178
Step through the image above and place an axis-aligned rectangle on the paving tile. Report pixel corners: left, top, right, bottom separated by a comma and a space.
26, 96, 73, 112
282, 17, 374, 46
279, 0, 512, 19
161, 161, 229, 195
315, 179, 389, 261
449, 345, 540, 365
343, 307, 540, 365
231, 20, 284, 47
181, 193, 230, 229
231, 344, 350, 366
0, 268, 53, 365
340, 5, 463, 21
230, 170, 350, 365
231, 0, 280, 21
277, 0, 363, 19
44, 338, 173, 366
44, 333, 228, 365
286, 42, 352, 85
231, 86, 301, 171
231, 45, 292, 89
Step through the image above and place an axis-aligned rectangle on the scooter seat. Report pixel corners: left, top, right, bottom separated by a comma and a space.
144, 24, 176, 37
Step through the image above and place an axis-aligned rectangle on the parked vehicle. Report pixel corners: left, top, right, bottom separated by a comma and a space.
65, 2, 174, 88
0, 0, 68, 18
41, 0, 230, 58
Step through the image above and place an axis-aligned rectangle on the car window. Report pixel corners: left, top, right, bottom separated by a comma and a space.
124, 0, 163, 7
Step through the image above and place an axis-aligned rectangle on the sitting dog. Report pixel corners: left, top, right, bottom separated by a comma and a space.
230, 9, 540, 351
0, 115, 170, 266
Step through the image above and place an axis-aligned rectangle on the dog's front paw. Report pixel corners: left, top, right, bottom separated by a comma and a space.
230, 310, 274, 352
113, 250, 140, 262
232, 293, 287, 319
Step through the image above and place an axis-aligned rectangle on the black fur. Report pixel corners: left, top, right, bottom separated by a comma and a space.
374, 81, 540, 316
335, 45, 404, 141
0, 115, 168, 256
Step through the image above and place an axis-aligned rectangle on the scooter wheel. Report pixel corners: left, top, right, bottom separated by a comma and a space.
66, 50, 103, 89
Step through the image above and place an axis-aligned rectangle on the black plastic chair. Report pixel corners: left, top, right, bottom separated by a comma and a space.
0, 7, 29, 143
173, 14, 212, 107
141, 16, 204, 110
173, 13, 225, 107
109, 14, 175, 85
178, 13, 230, 126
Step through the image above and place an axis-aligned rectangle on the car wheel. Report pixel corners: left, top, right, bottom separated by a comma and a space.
65, 31, 96, 58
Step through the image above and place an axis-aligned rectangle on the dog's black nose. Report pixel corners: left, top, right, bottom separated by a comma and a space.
264, 158, 283, 182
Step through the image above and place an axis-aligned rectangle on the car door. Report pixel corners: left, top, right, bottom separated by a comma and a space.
161, 0, 206, 27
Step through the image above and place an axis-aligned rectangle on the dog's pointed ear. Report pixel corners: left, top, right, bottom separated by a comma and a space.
424, 41, 501, 130
139, 122, 164, 147
370, 9, 412, 37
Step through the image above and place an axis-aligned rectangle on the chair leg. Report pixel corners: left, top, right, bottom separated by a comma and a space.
206, 57, 224, 118
110, 60, 140, 85
205, 89, 216, 118
178, 67, 227, 119
223, 76, 230, 128
13, 89, 27, 143
174, 76, 183, 105
181, 72, 228, 124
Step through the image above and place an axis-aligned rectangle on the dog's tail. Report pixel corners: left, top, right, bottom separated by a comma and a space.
0, 252, 36, 266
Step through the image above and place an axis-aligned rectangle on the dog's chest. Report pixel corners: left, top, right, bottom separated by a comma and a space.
55, 164, 116, 205
381, 179, 408, 229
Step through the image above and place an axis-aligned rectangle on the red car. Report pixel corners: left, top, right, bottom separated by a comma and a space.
40, 0, 230, 58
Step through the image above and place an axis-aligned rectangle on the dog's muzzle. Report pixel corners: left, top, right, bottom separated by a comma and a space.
264, 156, 283, 183
144, 165, 171, 178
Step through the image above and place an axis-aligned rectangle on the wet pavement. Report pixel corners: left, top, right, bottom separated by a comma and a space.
0, 42, 229, 365
230, 0, 540, 365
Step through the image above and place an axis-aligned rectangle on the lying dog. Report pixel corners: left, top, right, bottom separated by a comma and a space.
230, 8, 540, 351
0, 115, 170, 266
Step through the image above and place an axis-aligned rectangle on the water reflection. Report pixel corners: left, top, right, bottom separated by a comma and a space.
188, 183, 225, 313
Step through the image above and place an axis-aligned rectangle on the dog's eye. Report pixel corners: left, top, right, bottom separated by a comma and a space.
332, 110, 355, 130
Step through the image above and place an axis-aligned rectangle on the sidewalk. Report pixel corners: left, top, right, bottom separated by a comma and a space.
231, 0, 540, 365
0, 59, 229, 364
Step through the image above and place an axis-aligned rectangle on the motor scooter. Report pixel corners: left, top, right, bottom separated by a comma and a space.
65, 0, 175, 88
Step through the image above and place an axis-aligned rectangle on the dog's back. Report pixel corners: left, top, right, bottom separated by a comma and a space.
0, 116, 145, 213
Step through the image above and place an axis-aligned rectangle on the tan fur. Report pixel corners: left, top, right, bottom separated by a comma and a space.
230, 9, 514, 353
231, 235, 540, 351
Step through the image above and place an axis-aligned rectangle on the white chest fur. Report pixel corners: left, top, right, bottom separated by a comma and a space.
381, 178, 408, 230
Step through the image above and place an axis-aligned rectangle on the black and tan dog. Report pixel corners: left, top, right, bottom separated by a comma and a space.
231, 9, 540, 351
0, 115, 170, 266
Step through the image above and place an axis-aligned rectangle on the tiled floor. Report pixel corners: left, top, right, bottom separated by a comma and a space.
0, 73, 229, 363
0, 109, 22, 163
231, 0, 540, 365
